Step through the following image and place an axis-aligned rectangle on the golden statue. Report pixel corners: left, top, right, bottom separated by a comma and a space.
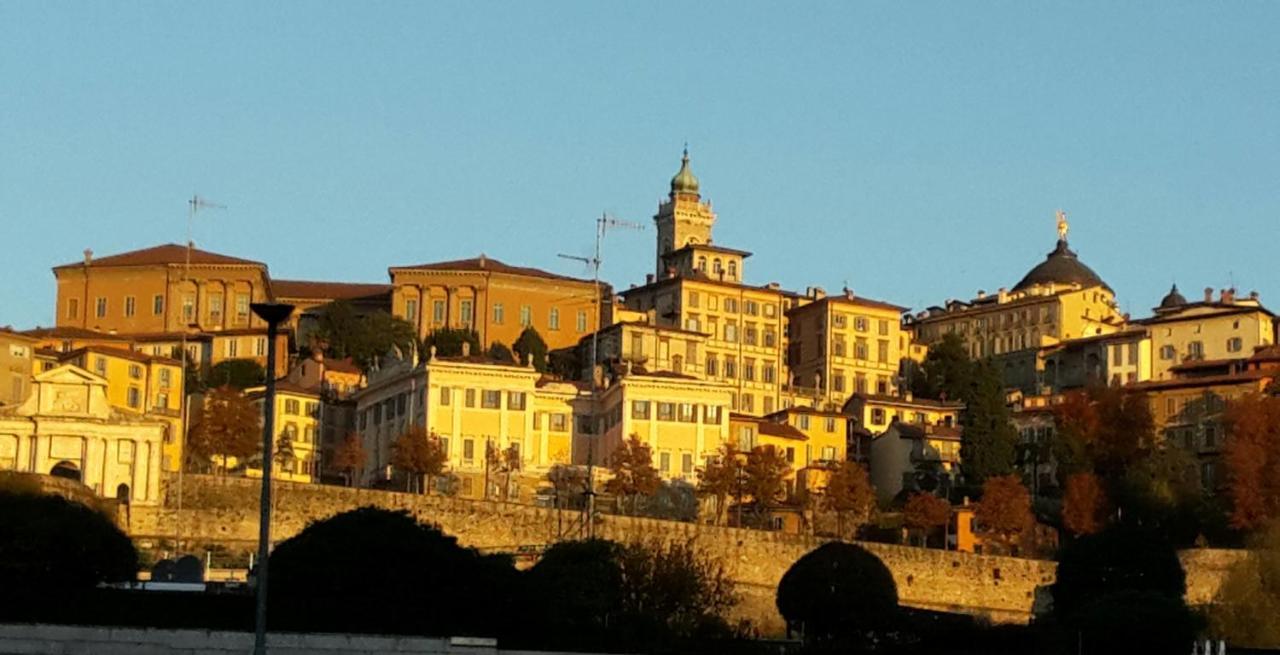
1056, 210, 1069, 241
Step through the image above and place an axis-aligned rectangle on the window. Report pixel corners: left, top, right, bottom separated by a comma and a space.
724, 298, 738, 313
182, 295, 195, 322
285, 399, 300, 415
95, 297, 107, 318
743, 358, 756, 381
520, 305, 532, 327
303, 426, 315, 444
156, 392, 169, 409
763, 362, 776, 384
1112, 344, 1124, 366
632, 400, 651, 419
489, 302, 504, 325
744, 325, 757, 346
128, 364, 142, 379
127, 387, 141, 409
227, 339, 238, 358
463, 438, 475, 461
833, 339, 846, 357
465, 389, 476, 407
406, 298, 419, 323
1227, 337, 1243, 353
878, 319, 889, 336
1188, 341, 1204, 360
440, 387, 451, 405
657, 402, 675, 421
433, 300, 446, 324
724, 322, 738, 343
577, 310, 588, 332
255, 337, 266, 356
659, 451, 671, 473
697, 256, 707, 272
799, 414, 811, 430
821, 446, 837, 461
724, 356, 737, 379
744, 300, 758, 316
482, 390, 501, 409
159, 368, 172, 387
93, 358, 107, 376
855, 339, 868, 360
507, 392, 526, 410
1160, 344, 1176, 360
832, 372, 845, 392
877, 340, 889, 363
66, 298, 79, 319
741, 393, 754, 413
460, 300, 474, 326
235, 294, 250, 323
124, 296, 136, 317
208, 293, 223, 322
549, 308, 560, 330
738, 426, 757, 450
764, 329, 777, 348
705, 355, 718, 377
688, 291, 699, 308
854, 317, 868, 332
678, 403, 696, 422
704, 405, 723, 424
871, 408, 886, 424
549, 414, 568, 431
825, 417, 836, 432
682, 453, 693, 475
727, 261, 737, 279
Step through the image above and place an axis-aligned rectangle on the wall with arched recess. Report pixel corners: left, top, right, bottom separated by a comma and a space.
125, 474, 1243, 636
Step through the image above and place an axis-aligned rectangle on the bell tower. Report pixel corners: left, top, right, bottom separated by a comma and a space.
654, 148, 717, 277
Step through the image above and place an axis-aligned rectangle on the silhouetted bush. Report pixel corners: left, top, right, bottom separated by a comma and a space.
776, 542, 899, 650
0, 491, 137, 592
267, 506, 513, 635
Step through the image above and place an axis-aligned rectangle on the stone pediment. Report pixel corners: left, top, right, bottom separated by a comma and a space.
9, 364, 113, 419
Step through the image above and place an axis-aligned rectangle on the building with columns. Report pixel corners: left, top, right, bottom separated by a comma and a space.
388, 256, 608, 353
0, 364, 166, 505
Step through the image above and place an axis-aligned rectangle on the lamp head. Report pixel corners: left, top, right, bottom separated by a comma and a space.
250, 303, 295, 325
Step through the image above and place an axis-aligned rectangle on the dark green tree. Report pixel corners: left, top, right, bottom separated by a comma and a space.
512, 327, 549, 372
910, 333, 974, 401
486, 341, 514, 363
0, 492, 138, 591
421, 328, 481, 358
313, 301, 417, 373
206, 358, 266, 389
776, 542, 899, 649
958, 360, 1019, 485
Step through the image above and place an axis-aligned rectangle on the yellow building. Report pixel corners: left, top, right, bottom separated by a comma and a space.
581, 321, 709, 380
245, 382, 321, 484
908, 216, 1125, 388
869, 420, 964, 504
0, 328, 38, 406
56, 345, 185, 472
353, 351, 580, 499
785, 291, 909, 409
1137, 286, 1275, 381
728, 413, 809, 498
1040, 328, 1152, 391
0, 365, 167, 505
843, 392, 963, 436
53, 244, 272, 335
762, 406, 849, 467
388, 256, 607, 353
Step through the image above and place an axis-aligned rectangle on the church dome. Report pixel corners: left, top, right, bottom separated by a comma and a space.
1158, 284, 1187, 309
1012, 239, 1110, 293
670, 148, 700, 196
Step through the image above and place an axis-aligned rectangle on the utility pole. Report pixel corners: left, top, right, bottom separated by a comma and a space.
176, 194, 225, 556
558, 212, 642, 538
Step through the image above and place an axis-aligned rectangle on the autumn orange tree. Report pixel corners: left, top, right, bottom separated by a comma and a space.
605, 434, 661, 514
1053, 386, 1155, 485
1062, 471, 1110, 537
390, 426, 447, 493
331, 432, 367, 487
1222, 394, 1280, 531
697, 443, 743, 525
903, 492, 952, 548
188, 385, 260, 474
822, 461, 877, 539
974, 474, 1034, 554
743, 446, 791, 526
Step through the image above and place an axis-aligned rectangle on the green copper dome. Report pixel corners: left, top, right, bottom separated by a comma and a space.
670, 148, 700, 196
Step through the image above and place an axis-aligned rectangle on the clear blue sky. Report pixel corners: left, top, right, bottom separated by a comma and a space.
3, 2, 1277, 328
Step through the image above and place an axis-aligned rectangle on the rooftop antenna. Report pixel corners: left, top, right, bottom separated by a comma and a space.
557, 212, 643, 539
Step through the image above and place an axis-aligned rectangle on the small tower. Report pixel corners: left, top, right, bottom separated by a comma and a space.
653, 148, 717, 277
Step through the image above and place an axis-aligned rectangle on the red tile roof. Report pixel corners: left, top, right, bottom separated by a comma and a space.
20, 326, 132, 341
61, 345, 181, 367
271, 279, 392, 301
55, 244, 265, 270
390, 256, 593, 285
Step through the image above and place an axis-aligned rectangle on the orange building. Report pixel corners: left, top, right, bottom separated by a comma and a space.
388, 256, 608, 353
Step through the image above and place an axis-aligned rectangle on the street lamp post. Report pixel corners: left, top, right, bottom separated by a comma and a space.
249, 302, 294, 655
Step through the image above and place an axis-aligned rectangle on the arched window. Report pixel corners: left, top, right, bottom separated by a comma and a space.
116, 483, 131, 504
713, 259, 723, 276
697, 256, 707, 272
727, 261, 738, 279
671, 354, 683, 374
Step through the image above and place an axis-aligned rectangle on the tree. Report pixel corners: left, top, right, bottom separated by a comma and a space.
1054, 386, 1157, 486
390, 426, 447, 493
331, 432, 367, 487
421, 328, 481, 358
188, 386, 260, 474
776, 542, 899, 649
958, 361, 1019, 485
313, 301, 417, 373
486, 341, 514, 363
974, 474, 1033, 554
636, 480, 700, 522
1209, 520, 1280, 648
910, 333, 975, 401
1052, 524, 1195, 654
1062, 471, 1109, 537
743, 446, 791, 525
0, 492, 138, 591
697, 443, 742, 525
604, 434, 660, 514
205, 358, 265, 389
512, 327, 549, 372
268, 507, 512, 636
822, 462, 877, 539
903, 492, 952, 547
547, 464, 588, 510
274, 429, 297, 472
1222, 393, 1280, 530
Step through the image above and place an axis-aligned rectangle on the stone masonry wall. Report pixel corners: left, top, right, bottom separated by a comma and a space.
128, 474, 1241, 635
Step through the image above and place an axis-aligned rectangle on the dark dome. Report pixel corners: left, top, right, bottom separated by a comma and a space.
1158, 284, 1187, 309
1013, 240, 1110, 293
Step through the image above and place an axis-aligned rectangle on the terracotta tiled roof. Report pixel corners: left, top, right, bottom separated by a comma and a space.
61, 345, 181, 367
391, 256, 593, 285
787, 293, 908, 314
730, 413, 808, 441
620, 273, 803, 299
1127, 370, 1273, 392
844, 393, 964, 411
271, 279, 392, 301
20, 326, 132, 341
55, 244, 265, 270
1248, 345, 1280, 363
245, 380, 321, 398
322, 357, 362, 375
0, 327, 40, 343
1169, 358, 1242, 373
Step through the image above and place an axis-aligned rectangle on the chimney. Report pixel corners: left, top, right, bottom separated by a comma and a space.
997, 287, 1008, 303
1205, 287, 1214, 303
844, 288, 854, 300
83, 249, 93, 266
645, 274, 655, 284
1250, 290, 1260, 301
977, 290, 986, 299
461, 341, 471, 357
1222, 288, 1236, 304
478, 254, 487, 269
